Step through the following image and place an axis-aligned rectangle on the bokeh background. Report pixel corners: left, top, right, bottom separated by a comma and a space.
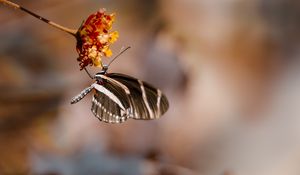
1, 0, 300, 174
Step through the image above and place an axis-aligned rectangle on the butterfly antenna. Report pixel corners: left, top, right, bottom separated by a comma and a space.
0, 0, 77, 36
107, 46, 131, 68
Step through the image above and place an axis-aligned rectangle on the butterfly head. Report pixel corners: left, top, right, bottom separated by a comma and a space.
102, 64, 109, 73
94, 65, 108, 83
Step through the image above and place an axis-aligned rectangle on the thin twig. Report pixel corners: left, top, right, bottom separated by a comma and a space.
0, 0, 77, 36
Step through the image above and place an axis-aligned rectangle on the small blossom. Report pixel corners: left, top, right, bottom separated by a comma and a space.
76, 9, 118, 70
102, 46, 112, 57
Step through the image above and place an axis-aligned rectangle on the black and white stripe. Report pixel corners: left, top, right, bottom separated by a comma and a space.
71, 72, 169, 123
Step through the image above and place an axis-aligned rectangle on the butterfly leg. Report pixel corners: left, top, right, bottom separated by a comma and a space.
84, 67, 94, 79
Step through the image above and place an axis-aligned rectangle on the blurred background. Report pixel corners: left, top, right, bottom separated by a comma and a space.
1, 0, 300, 174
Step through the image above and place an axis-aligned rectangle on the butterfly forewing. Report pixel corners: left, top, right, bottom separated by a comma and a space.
106, 73, 169, 120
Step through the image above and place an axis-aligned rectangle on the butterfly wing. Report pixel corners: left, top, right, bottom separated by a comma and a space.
106, 73, 169, 120
91, 73, 169, 123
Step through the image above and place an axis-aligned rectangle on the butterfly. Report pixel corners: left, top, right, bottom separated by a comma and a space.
70, 48, 169, 123
1, 0, 169, 123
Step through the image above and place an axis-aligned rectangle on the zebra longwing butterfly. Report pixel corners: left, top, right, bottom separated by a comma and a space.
1, 1, 169, 123
71, 65, 169, 123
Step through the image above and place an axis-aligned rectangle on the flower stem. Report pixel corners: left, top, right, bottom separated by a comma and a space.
0, 0, 77, 36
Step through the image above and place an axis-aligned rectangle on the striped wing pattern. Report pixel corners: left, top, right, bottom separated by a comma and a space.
91, 73, 169, 123
91, 80, 131, 123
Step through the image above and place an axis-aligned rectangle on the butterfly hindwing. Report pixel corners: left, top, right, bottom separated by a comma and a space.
91, 82, 131, 123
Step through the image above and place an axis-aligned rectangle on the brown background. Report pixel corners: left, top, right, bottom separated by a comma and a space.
0, 0, 300, 174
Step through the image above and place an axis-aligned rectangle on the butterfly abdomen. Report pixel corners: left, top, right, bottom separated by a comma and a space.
71, 86, 94, 104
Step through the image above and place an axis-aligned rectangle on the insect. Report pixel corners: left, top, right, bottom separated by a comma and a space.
71, 48, 169, 123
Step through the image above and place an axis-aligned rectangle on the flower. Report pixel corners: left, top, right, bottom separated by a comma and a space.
76, 9, 118, 70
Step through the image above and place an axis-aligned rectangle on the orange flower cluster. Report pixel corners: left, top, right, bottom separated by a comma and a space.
76, 9, 118, 70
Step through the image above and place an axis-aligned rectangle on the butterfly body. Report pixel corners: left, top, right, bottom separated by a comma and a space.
71, 69, 169, 123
